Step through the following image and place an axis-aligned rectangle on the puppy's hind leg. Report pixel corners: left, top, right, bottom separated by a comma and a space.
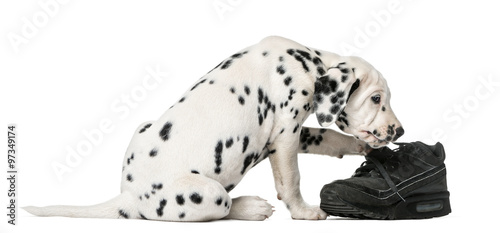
136, 174, 232, 222
224, 196, 274, 221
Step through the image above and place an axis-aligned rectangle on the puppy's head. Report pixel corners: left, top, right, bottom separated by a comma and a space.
313, 56, 403, 148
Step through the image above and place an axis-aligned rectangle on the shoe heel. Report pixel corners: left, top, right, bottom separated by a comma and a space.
394, 191, 451, 219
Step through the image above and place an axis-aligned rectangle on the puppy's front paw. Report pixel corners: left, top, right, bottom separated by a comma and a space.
346, 138, 372, 156
357, 139, 373, 155
290, 205, 327, 220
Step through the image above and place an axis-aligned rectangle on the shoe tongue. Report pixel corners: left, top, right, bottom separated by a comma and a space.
353, 147, 393, 178
367, 146, 394, 162
408, 142, 445, 166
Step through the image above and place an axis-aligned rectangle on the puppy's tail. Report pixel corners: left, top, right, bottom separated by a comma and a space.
23, 192, 137, 219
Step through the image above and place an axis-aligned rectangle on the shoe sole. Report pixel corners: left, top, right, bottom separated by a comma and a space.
320, 191, 451, 220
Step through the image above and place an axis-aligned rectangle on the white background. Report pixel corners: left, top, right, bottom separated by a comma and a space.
1, 0, 500, 232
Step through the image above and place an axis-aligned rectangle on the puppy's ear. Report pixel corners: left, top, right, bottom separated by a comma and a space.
313, 62, 360, 127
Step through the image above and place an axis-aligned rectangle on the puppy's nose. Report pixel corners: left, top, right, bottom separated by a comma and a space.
393, 127, 405, 141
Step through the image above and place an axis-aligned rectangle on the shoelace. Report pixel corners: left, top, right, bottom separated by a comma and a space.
353, 143, 416, 202
365, 156, 406, 202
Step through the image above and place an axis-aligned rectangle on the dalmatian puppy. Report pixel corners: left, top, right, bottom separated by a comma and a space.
24, 36, 403, 221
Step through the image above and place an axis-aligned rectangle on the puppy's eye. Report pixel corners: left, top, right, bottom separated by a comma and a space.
371, 95, 381, 104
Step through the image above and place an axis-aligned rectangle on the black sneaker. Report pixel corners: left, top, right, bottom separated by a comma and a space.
320, 141, 451, 220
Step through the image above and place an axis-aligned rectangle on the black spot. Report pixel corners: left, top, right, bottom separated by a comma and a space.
221, 59, 232, 69
258, 88, 264, 104
300, 128, 311, 142
317, 113, 326, 124
127, 153, 135, 165
176, 195, 185, 205
293, 124, 300, 133
209, 80, 215, 85
145, 193, 150, 199
296, 49, 311, 60
277, 65, 286, 75
315, 50, 322, 56
317, 66, 326, 76
241, 153, 256, 175
315, 75, 337, 96
216, 197, 223, 206
340, 67, 350, 74
312, 57, 322, 65
319, 128, 327, 134
262, 51, 268, 56
242, 136, 249, 153
244, 85, 251, 95
346, 79, 360, 103
258, 114, 263, 126
214, 140, 223, 174
191, 79, 207, 91
293, 54, 309, 72
387, 124, 395, 136
159, 122, 173, 141
118, 210, 129, 219
284, 76, 292, 86
126, 174, 133, 182
230, 87, 236, 94
139, 212, 148, 220
373, 129, 378, 135
338, 116, 349, 126
238, 96, 245, 105
225, 184, 235, 193
382, 106, 386, 111
287, 49, 295, 55
152, 183, 163, 190
225, 138, 234, 148
149, 148, 158, 157
179, 97, 186, 103
156, 199, 167, 217
288, 89, 296, 100
279, 56, 284, 62
330, 105, 340, 114
231, 52, 243, 58
179, 212, 185, 219
190, 193, 203, 204
303, 103, 311, 111
191, 170, 199, 174
330, 95, 339, 104
325, 114, 333, 123
313, 93, 323, 105
302, 90, 309, 96
139, 123, 152, 133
